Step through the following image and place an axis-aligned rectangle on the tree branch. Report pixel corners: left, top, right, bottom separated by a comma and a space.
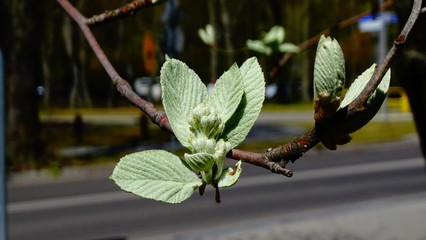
348, 0, 422, 114
269, 0, 394, 78
57, 0, 292, 176
86, 0, 166, 26
57, 0, 423, 177
57, 0, 172, 132
264, 0, 423, 168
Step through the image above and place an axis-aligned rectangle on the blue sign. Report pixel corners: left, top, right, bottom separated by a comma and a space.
358, 12, 398, 33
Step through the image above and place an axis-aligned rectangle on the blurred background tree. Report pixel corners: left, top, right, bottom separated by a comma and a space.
2, 1, 44, 169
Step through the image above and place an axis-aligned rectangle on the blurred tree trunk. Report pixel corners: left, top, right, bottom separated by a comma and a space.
280, 0, 310, 102
394, 1, 426, 161
41, 36, 52, 111
218, 0, 234, 66
2, 1, 44, 168
63, 0, 92, 109
207, 0, 218, 82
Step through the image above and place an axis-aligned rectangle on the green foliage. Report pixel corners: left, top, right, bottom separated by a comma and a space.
111, 150, 203, 204
313, 35, 345, 101
338, 64, 391, 134
112, 34, 391, 203
112, 57, 265, 203
246, 25, 299, 56
312, 35, 391, 149
160, 57, 208, 150
198, 24, 216, 46
313, 35, 346, 123
218, 161, 242, 188
206, 64, 244, 122
222, 58, 266, 148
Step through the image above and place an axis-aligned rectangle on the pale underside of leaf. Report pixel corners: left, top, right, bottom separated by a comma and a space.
184, 152, 215, 171
111, 150, 202, 204
279, 43, 300, 53
246, 40, 272, 56
339, 64, 390, 108
263, 25, 285, 45
218, 160, 242, 188
223, 57, 266, 148
161, 58, 208, 150
338, 64, 391, 134
207, 63, 244, 123
313, 35, 345, 100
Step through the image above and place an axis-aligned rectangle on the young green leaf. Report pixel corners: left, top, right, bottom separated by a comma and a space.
218, 161, 242, 188
222, 57, 265, 148
207, 63, 244, 123
184, 152, 215, 171
111, 150, 203, 204
161, 58, 208, 150
246, 39, 273, 56
338, 64, 391, 134
198, 24, 215, 46
263, 25, 285, 45
278, 43, 300, 53
313, 35, 345, 123
313, 35, 345, 99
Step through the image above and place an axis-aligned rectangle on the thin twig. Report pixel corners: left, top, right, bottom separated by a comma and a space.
348, 0, 423, 114
422, 7, 426, 13
86, 0, 166, 26
228, 149, 293, 177
57, 0, 172, 132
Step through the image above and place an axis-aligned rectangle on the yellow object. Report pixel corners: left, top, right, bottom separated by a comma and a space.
387, 87, 410, 112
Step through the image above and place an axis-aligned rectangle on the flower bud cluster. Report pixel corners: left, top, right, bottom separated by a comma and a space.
188, 103, 225, 141
186, 103, 231, 181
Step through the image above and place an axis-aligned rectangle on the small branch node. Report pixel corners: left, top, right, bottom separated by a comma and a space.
395, 34, 406, 45
269, 162, 293, 177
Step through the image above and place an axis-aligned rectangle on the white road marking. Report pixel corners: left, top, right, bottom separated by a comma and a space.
8, 157, 424, 214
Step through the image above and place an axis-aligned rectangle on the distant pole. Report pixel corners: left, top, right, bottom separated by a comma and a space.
0, 47, 7, 240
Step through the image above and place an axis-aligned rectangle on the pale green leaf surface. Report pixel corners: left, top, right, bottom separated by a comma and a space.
198, 24, 215, 45
313, 35, 345, 100
207, 64, 244, 123
338, 64, 391, 133
218, 161, 242, 188
184, 152, 215, 171
246, 40, 272, 55
339, 64, 390, 108
198, 29, 209, 44
161, 58, 208, 149
223, 57, 266, 148
263, 26, 285, 44
278, 43, 300, 53
111, 150, 202, 204
206, 24, 215, 40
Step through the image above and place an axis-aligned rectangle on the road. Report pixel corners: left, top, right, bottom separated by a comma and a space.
7, 137, 426, 240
